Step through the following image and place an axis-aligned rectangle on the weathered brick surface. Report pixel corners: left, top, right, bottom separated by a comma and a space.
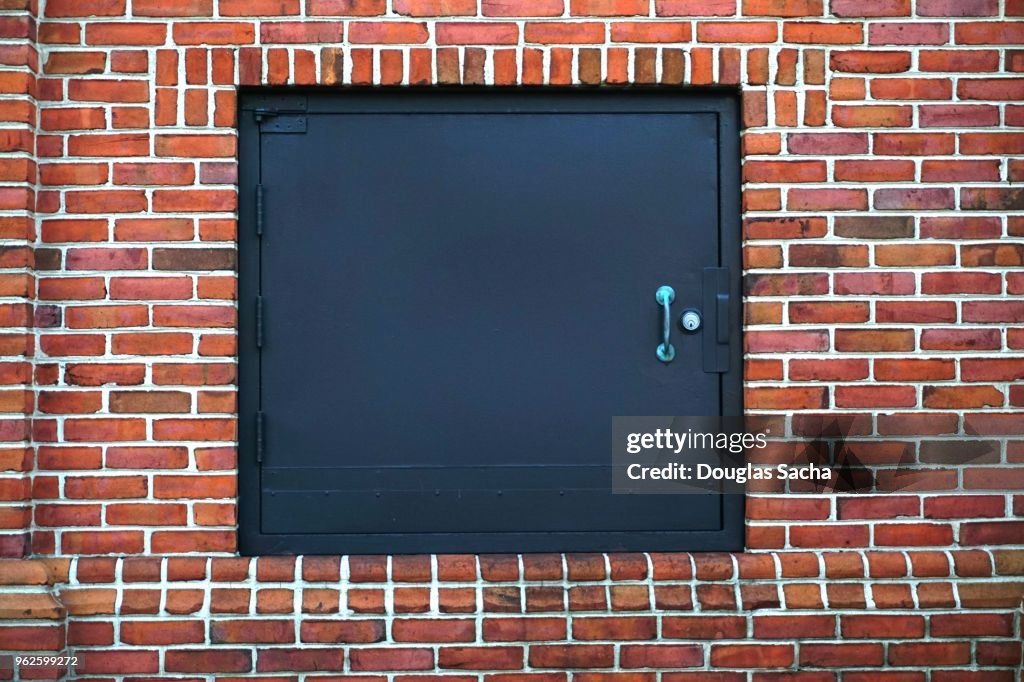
0, 552, 1015, 678
0, 0, 1021, 678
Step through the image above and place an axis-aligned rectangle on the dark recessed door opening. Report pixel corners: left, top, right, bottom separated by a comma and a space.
238, 90, 743, 555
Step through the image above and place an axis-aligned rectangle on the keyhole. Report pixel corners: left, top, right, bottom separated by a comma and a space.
680, 309, 702, 333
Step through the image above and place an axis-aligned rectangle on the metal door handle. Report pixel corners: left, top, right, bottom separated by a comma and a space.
655, 285, 675, 363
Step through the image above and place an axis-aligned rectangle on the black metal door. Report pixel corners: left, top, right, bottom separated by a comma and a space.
239, 90, 743, 555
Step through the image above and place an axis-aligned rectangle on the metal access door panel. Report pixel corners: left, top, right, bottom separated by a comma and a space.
239, 91, 743, 555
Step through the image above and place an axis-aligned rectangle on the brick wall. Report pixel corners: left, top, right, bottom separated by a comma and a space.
1, 0, 1023, 678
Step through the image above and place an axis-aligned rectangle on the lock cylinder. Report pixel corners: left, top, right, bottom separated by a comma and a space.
680, 309, 702, 333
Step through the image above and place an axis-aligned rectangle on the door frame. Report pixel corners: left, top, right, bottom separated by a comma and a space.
237, 88, 744, 556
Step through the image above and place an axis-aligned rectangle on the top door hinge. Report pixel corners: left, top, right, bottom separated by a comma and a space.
253, 96, 307, 134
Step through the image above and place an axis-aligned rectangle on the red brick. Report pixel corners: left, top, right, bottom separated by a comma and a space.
836, 385, 916, 408
789, 358, 868, 381
299, 619, 384, 643
351, 648, 435, 671
834, 159, 915, 183
571, 0, 649, 15
922, 272, 1001, 295
833, 105, 912, 127
875, 523, 954, 546
439, 646, 524, 670
479, 0, 559, 15
41, 108, 106, 131
39, 219, 105, 244
524, 22, 605, 43
220, 0, 299, 13
121, 619, 204, 644
710, 644, 794, 668
46, 0, 125, 16
307, 0, 386, 15
961, 521, 1024, 545
830, 50, 910, 73
75, 650, 158, 674
875, 244, 955, 267
920, 0, 997, 14
484, 617, 566, 641
801, 643, 884, 667
655, 0, 736, 14
961, 133, 1024, 154
870, 21, 949, 44
394, 618, 475, 643
66, 130, 149, 155
86, 23, 167, 46
573, 616, 656, 640
745, 160, 826, 184
831, 0, 908, 15
923, 159, 1001, 182
924, 385, 1004, 409
154, 134, 235, 158
835, 273, 915, 296
166, 648, 252, 673
789, 135, 868, 158
134, 0, 213, 15
875, 75, 953, 99
754, 614, 835, 639
114, 218, 194, 241
876, 187, 954, 208
663, 617, 742, 642
919, 104, 999, 130
789, 188, 867, 210
920, 48, 999, 72
876, 413, 959, 436
791, 525, 869, 548
621, 644, 703, 668
743, 0, 821, 16
63, 530, 145, 554
930, 613, 1013, 636
393, 0, 475, 14
784, 22, 863, 43
698, 21, 777, 42
889, 642, 970, 666
349, 21, 429, 43
65, 190, 147, 213
69, 80, 149, 103
791, 244, 869, 268
956, 22, 1024, 45
611, 22, 691, 42
747, 330, 828, 353
153, 474, 235, 499
962, 187, 1024, 211
921, 216, 1000, 239
926, 495, 1005, 519
208, 619, 292, 644
172, 22, 256, 45
963, 243, 1024, 267
529, 645, 614, 668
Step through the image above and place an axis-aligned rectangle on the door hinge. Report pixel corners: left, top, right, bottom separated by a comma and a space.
256, 411, 265, 463
255, 295, 263, 348
255, 184, 264, 236
253, 101, 307, 134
